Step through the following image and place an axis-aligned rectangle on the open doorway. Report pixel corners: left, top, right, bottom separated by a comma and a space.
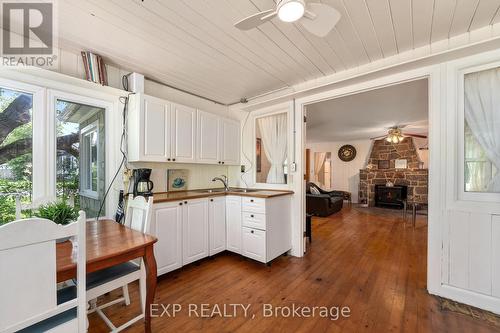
304, 78, 429, 262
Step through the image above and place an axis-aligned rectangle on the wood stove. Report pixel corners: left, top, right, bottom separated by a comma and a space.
374, 185, 407, 209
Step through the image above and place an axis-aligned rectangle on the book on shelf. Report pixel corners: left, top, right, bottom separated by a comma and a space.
80, 51, 108, 86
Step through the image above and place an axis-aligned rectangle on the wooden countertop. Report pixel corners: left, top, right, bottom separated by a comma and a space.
153, 188, 294, 203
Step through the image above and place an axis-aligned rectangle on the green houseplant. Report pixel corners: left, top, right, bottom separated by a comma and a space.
36, 200, 79, 226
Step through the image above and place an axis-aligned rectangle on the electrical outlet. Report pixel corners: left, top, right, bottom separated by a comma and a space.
241, 165, 246, 173
290, 162, 297, 172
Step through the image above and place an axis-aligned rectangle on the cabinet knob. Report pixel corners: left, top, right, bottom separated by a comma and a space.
250, 199, 254, 202
222, 161, 225, 164
167, 158, 171, 161
184, 201, 188, 204
251, 230, 254, 234
179, 202, 183, 206
250, 214, 254, 218
173, 158, 176, 161
218, 161, 221, 164
210, 199, 213, 202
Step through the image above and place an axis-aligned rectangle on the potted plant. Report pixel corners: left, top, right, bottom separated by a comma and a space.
36, 200, 79, 242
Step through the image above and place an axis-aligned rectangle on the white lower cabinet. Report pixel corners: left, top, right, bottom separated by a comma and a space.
152, 194, 291, 275
182, 198, 209, 265
151, 202, 183, 276
242, 227, 266, 262
209, 197, 226, 255
225, 196, 242, 254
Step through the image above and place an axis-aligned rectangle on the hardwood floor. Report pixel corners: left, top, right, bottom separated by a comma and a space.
89, 206, 499, 332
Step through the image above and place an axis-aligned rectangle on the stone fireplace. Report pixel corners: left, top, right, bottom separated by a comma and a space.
359, 137, 428, 207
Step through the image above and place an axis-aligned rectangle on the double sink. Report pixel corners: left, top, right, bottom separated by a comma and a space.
196, 188, 259, 194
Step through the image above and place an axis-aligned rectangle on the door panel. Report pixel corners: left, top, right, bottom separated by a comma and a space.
209, 197, 226, 255
172, 104, 196, 162
143, 97, 169, 160
183, 199, 209, 264
197, 110, 220, 164
153, 204, 182, 275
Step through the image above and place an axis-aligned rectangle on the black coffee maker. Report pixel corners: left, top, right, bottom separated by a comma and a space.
133, 168, 154, 197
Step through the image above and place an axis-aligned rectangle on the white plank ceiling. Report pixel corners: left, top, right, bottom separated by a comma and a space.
58, 0, 500, 104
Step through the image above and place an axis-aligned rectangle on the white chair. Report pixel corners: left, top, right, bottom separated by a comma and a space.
87, 196, 153, 332
0, 211, 87, 333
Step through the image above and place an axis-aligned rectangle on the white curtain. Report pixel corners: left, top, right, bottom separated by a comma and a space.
314, 152, 326, 183
258, 113, 288, 184
464, 68, 500, 192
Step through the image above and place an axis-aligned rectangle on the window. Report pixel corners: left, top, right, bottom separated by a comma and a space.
463, 67, 500, 193
56, 99, 105, 217
255, 112, 288, 184
0, 87, 33, 225
81, 122, 99, 197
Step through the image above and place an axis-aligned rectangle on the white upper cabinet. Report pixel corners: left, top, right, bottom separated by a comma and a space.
127, 94, 171, 162
128, 93, 240, 165
172, 103, 196, 163
220, 118, 240, 165
197, 110, 220, 164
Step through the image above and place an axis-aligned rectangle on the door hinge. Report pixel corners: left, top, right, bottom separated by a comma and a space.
304, 116, 307, 123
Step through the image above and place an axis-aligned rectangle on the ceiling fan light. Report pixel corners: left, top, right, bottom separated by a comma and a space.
277, 0, 305, 22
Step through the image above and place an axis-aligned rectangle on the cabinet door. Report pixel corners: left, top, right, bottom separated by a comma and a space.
209, 197, 226, 255
182, 199, 209, 265
197, 110, 220, 164
242, 227, 266, 263
220, 118, 240, 165
142, 96, 170, 161
225, 196, 242, 253
172, 103, 196, 163
152, 203, 182, 275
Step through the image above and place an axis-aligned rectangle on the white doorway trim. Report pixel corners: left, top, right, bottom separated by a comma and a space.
291, 65, 443, 295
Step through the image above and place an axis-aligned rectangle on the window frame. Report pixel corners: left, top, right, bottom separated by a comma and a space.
79, 120, 100, 199
456, 61, 500, 203
0, 78, 46, 204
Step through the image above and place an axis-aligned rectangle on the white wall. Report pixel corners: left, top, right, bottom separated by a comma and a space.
306, 140, 372, 203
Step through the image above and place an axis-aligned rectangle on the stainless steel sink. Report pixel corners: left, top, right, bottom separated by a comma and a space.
197, 189, 226, 193
228, 188, 259, 193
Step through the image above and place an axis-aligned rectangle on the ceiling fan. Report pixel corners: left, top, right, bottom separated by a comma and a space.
370, 126, 427, 144
234, 0, 341, 37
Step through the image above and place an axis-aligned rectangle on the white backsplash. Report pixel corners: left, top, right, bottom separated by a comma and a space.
129, 162, 241, 193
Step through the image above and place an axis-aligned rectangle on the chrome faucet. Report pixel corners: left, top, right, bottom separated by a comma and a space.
212, 175, 229, 191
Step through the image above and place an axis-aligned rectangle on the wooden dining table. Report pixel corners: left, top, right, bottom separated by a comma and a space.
56, 219, 158, 333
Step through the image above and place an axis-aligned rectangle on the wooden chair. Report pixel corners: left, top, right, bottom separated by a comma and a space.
0, 212, 87, 333
87, 196, 153, 332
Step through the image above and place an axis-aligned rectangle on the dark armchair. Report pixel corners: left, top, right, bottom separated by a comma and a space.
306, 182, 344, 217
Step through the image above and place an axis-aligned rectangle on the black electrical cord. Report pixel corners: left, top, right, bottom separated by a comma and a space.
95, 92, 134, 220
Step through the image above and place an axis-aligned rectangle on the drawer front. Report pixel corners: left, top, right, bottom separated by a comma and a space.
241, 197, 266, 214
242, 227, 266, 263
242, 212, 266, 230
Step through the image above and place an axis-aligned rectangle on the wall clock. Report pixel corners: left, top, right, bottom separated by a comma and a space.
338, 145, 356, 162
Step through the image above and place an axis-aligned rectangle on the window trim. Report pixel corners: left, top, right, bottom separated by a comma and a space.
79, 120, 100, 199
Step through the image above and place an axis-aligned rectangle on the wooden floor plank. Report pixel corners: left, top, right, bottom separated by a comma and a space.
88, 206, 499, 333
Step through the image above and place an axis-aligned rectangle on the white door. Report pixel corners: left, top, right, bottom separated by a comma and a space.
182, 198, 209, 265
152, 202, 182, 275
142, 95, 170, 161
225, 196, 242, 253
209, 197, 226, 255
197, 110, 220, 164
220, 118, 240, 165
172, 103, 196, 163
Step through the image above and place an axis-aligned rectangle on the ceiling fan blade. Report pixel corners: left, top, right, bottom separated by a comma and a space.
403, 133, 428, 138
234, 9, 277, 30
299, 3, 341, 37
